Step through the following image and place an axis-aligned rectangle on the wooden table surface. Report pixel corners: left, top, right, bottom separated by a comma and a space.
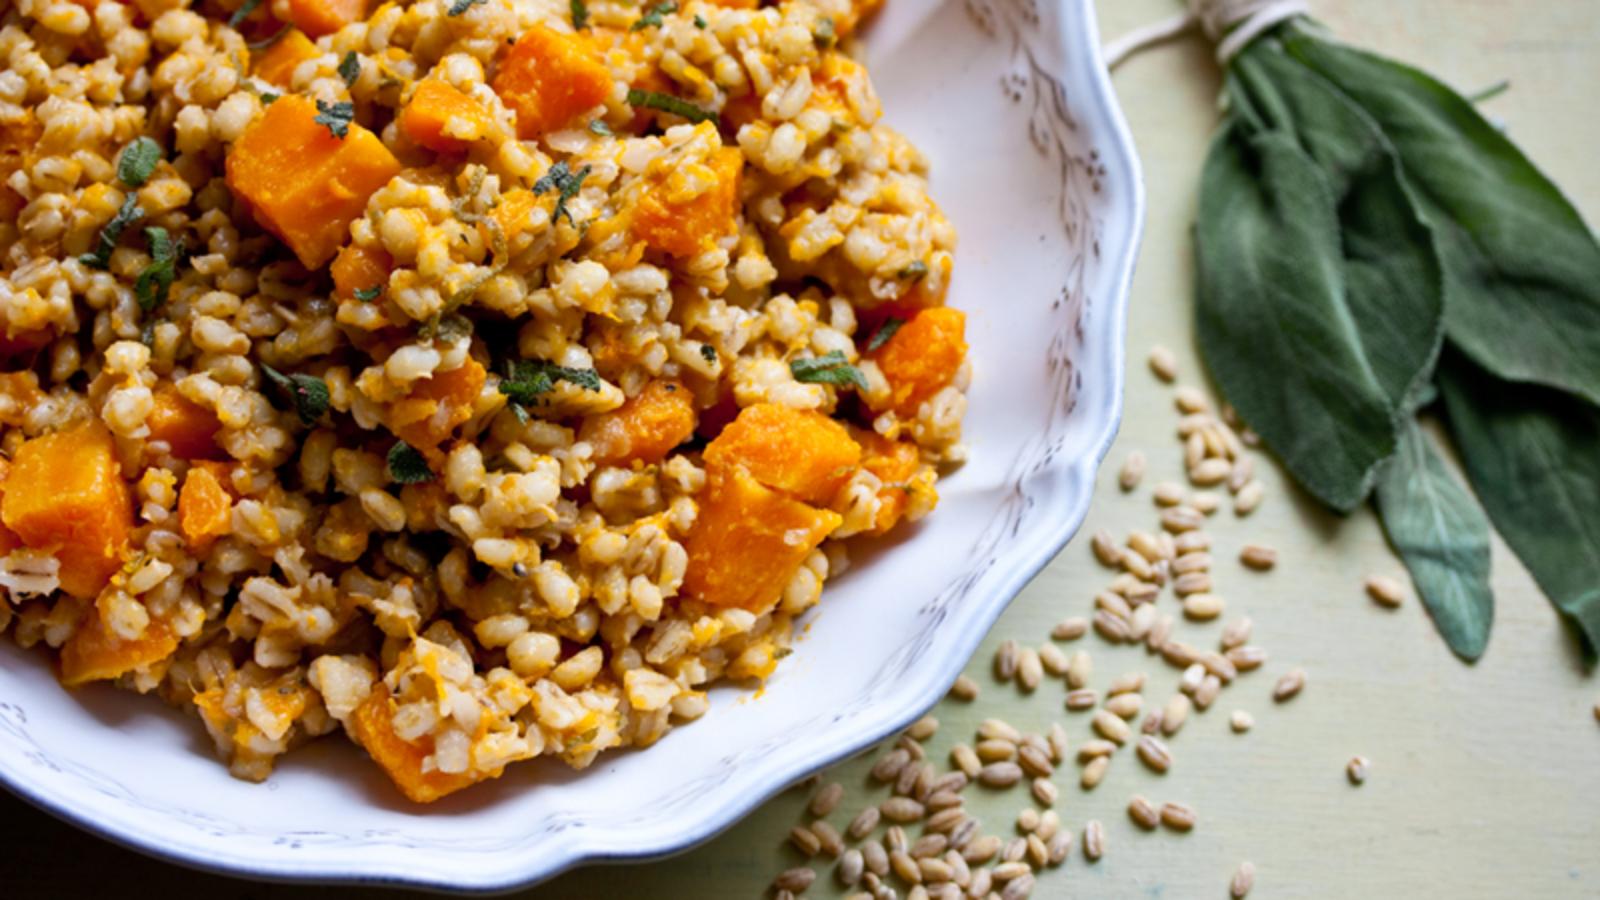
5, 1, 1599, 897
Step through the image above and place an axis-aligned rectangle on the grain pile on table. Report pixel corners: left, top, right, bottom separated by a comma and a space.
764, 346, 1336, 899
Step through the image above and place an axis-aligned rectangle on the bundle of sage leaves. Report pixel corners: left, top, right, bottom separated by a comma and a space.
1190, 19, 1600, 661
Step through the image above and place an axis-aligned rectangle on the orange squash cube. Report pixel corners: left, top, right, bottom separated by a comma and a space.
680, 466, 841, 612
388, 357, 487, 452
486, 188, 542, 243
330, 242, 392, 302
225, 94, 402, 269
349, 689, 488, 803
633, 143, 742, 258
853, 427, 921, 534
493, 25, 614, 140
866, 306, 967, 417
580, 379, 697, 468
286, 0, 367, 39
703, 402, 861, 505
253, 29, 320, 87
147, 384, 225, 460
1, 421, 132, 599
60, 600, 179, 687
399, 80, 492, 154
0, 458, 21, 555
179, 465, 233, 551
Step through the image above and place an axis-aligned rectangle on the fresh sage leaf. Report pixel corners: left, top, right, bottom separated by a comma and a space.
1195, 126, 1396, 511
1228, 43, 1443, 413
790, 350, 867, 391
1437, 351, 1600, 653
1284, 28, 1600, 407
261, 364, 330, 426
387, 441, 433, 484
1375, 419, 1494, 660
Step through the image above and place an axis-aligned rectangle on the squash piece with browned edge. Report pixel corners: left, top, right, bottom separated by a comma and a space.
60, 598, 179, 687
866, 306, 967, 417
1, 422, 132, 599
331, 242, 392, 303
579, 379, 696, 468
253, 29, 320, 87
148, 383, 225, 460
703, 402, 861, 505
179, 464, 233, 551
493, 25, 613, 140
853, 427, 922, 534
634, 140, 742, 258
399, 80, 492, 154
387, 357, 487, 454
226, 94, 401, 269
680, 466, 841, 613
349, 689, 489, 803
286, 0, 366, 39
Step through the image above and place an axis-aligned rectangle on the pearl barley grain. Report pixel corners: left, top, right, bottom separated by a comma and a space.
1365, 574, 1407, 608
1149, 345, 1178, 382
1120, 451, 1147, 491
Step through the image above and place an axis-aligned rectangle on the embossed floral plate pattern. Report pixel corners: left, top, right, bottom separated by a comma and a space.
0, 0, 1143, 890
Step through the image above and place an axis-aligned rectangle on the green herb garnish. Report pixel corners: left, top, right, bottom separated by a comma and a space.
227, 0, 262, 29
337, 51, 360, 87
699, 344, 717, 363
630, 1, 677, 31
261, 364, 330, 425
898, 260, 928, 281
813, 17, 835, 48
693, 13, 707, 29
354, 285, 383, 302
533, 160, 592, 226
625, 88, 719, 125
866, 316, 903, 353
588, 119, 613, 137
78, 194, 144, 270
448, 0, 486, 15
117, 137, 162, 188
569, 0, 589, 29
419, 312, 473, 343
134, 227, 182, 312
790, 351, 867, 391
313, 100, 355, 139
499, 359, 602, 409
386, 441, 433, 484
260, 91, 280, 105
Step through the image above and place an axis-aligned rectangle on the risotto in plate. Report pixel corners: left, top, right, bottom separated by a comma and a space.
0, 0, 966, 803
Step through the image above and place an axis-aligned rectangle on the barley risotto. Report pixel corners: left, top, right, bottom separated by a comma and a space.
0, 0, 968, 802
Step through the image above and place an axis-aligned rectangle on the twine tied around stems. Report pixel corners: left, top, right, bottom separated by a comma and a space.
1103, 0, 1311, 69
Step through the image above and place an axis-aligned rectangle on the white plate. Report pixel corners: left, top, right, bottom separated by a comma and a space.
0, 0, 1143, 890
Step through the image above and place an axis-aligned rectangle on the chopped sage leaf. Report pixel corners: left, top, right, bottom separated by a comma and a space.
570, 0, 589, 29
533, 160, 592, 226
353, 285, 383, 302
448, 0, 486, 15
337, 51, 360, 87
790, 351, 867, 391
387, 441, 434, 484
313, 100, 355, 139
499, 359, 602, 408
625, 88, 719, 125
699, 343, 718, 363
813, 16, 836, 48
134, 227, 182, 313
117, 137, 162, 188
694, 13, 707, 28
631, 1, 677, 31
588, 119, 613, 137
261, 364, 330, 425
898, 260, 928, 280
79, 194, 144, 270
227, 0, 262, 29
866, 316, 904, 352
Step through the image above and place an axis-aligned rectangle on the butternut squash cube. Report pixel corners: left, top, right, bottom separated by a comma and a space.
703, 402, 861, 505
853, 427, 921, 534
399, 79, 492, 154
680, 466, 841, 613
225, 94, 401, 269
866, 306, 967, 417
493, 25, 614, 139
147, 384, 225, 460
387, 356, 487, 453
286, 0, 367, 39
60, 600, 178, 687
179, 464, 233, 551
349, 689, 488, 803
253, 29, 320, 87
330, 242, 392, 303
579, 379, 696, 468
633, 143, 742, 258
1, 422, 132, 599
